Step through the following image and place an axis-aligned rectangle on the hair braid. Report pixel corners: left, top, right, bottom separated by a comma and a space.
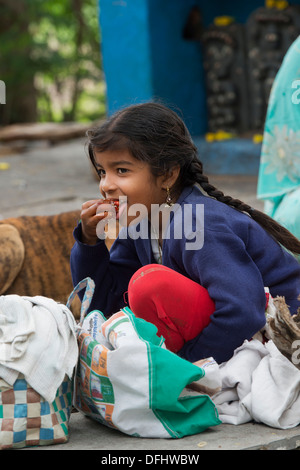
186, 159, 252, 212
187, 158, 300, 255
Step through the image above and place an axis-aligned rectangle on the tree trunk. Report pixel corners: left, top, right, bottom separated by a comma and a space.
0, 0, 37, 125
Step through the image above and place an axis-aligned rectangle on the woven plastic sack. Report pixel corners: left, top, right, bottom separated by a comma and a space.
70, 277, 221, 438
0, 292, 78, 450
0, 374, 72, 450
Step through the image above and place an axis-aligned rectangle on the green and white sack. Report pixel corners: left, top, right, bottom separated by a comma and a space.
71, 278, 221, 439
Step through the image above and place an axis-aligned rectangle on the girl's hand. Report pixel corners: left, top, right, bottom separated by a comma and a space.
80, 199, 116, 245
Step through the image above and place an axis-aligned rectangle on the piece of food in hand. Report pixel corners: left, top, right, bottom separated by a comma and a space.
96, 199, 119, 218
111, 200, 119, 213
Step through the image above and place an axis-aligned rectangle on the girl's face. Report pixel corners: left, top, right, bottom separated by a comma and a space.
94, 149, 167, 225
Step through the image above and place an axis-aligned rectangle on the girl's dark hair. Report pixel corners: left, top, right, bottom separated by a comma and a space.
87, 102, 300, 255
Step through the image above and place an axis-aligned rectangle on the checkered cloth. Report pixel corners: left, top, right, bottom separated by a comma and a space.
0, 374, 72, 449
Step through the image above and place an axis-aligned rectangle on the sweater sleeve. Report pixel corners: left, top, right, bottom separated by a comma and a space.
70, 223, 142, 316
178, 226, 268, 364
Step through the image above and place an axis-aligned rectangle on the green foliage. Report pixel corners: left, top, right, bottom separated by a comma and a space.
0, 0, 106, 124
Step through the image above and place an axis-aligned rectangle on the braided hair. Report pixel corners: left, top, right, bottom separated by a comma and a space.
183, 156, 300, 255
87, 102, 300, 255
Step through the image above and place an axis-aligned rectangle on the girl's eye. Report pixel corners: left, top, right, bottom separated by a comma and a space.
96, 167, 129, 177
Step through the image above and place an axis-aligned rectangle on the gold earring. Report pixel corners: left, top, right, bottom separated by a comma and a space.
165, 187, 173, 207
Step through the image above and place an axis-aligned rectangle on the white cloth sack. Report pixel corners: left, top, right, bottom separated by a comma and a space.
212, 339, 300, 429
0, 294, 78, 402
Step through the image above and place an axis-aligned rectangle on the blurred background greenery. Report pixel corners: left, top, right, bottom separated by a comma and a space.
0, 0, 106, 125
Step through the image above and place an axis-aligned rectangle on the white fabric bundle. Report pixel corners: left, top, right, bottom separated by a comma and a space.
0, 295, 78, 402
213, 339, 300, 429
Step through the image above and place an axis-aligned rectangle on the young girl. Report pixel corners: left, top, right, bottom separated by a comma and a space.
71, 102, 300, 364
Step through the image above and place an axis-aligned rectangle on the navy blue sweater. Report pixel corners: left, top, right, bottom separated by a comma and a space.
70, 185, 300, 363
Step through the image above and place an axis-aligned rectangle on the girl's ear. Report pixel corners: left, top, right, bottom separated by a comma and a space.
161, 165, 180, 189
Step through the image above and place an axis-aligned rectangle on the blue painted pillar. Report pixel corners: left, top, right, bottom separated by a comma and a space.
98, 0, 153, 114
98, 0, 206, 135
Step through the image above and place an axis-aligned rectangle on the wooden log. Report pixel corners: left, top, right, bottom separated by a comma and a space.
0, 122, 98, 143
267, 296, 300, 369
